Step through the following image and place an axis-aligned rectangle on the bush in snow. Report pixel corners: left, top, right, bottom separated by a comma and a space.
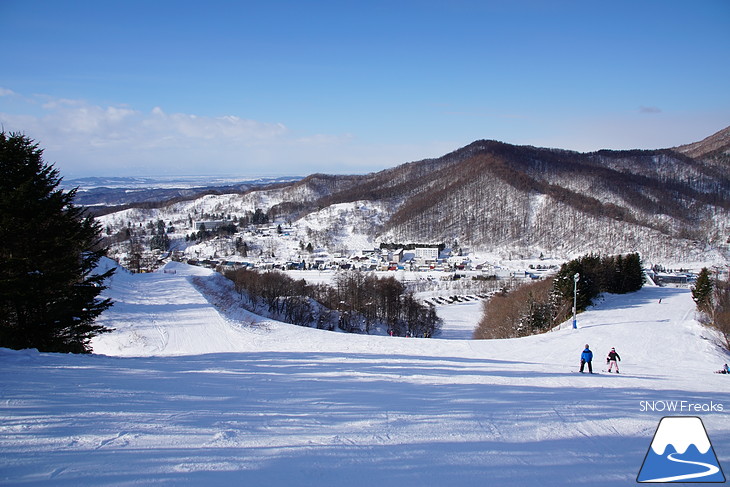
224, 268, 441, 337
474, 278, 557, 339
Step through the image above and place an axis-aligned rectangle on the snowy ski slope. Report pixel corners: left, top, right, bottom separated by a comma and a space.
1, 261, 728, 486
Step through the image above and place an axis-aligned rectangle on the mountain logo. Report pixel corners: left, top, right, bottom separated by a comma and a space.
637, 416, 725, 483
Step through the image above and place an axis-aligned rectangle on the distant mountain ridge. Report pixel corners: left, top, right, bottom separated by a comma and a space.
93, 127, 730, 263
674, 125, 730, 161
261, 127, 729, 262
79, 176, 300, 211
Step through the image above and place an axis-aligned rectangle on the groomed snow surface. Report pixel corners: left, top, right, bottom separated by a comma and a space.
2, 261, 729, 486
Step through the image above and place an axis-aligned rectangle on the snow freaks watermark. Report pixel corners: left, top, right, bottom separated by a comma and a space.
639, 400, 724, 413
637, 417, 726, 483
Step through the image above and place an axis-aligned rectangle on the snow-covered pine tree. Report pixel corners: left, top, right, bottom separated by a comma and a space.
0, 132, 115, 353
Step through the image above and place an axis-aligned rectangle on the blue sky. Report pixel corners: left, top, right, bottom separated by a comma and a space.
1, 0, 728, 178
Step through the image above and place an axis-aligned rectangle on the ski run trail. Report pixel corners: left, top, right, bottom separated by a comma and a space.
1, 261, 729, 486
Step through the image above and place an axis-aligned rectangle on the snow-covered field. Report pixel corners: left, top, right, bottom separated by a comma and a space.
1, 262, 729, 486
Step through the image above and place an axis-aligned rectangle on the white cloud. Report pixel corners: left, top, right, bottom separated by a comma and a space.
144, 107, 288, 142
296, 133, 355, 146
0, 91, 369, 177
3, 89, 726, 178
639, 106, 662, 114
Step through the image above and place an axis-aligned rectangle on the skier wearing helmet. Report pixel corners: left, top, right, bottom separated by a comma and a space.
606, 347, 621, 373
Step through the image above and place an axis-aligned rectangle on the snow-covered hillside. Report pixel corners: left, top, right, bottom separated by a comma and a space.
1, 262, 729, 486
92, 137, 730, 271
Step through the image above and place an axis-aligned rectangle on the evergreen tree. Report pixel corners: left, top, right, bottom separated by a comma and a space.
0, 132, 114, 353
621, 253, 645, 293
252, 208, 268, 225
150, 233, 170, 251
692, 267, 713, 314
553, 255, 599, 312
606, 254, 623, 293
553, 252, 644, 317
149, 219, 170, 251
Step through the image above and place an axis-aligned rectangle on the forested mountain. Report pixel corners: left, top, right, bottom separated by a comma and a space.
97, 127, 730, 264
262, 126, 730, 263
674, 125, 730, 161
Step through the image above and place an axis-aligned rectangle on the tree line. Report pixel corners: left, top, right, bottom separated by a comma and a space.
692, 267, 730, 350
224, 268, 442, 337
474, 253, 645, 339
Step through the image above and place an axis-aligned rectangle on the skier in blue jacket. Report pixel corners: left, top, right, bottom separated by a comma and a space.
580, 344, 594, 373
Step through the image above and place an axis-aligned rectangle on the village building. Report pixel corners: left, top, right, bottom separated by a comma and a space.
194, 220, 229, 232
414, 247, 439, 263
